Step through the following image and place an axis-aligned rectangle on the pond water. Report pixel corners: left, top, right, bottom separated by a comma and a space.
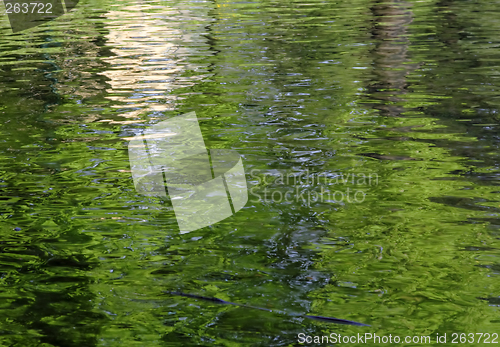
1, 0, 500, 345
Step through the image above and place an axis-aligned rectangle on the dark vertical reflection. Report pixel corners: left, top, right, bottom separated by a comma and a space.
366, 0, 417, 117
0, 19, 112, 347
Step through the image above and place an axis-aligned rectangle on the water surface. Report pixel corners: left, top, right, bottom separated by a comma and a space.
1, 0, 500, 345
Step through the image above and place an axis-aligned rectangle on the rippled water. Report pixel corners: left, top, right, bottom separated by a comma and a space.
1, 0, 500, 345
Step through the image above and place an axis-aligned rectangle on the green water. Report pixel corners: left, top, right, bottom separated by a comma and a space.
1, 0, 500, 345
